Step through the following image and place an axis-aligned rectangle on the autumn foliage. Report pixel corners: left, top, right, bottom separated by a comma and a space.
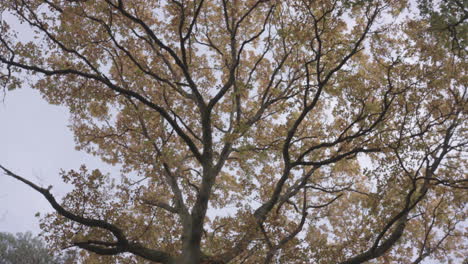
0, 0, 466, 263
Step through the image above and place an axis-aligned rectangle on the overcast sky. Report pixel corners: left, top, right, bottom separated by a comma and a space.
0, 87, 114, 235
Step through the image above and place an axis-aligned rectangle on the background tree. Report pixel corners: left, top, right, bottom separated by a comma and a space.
417, 0, 467, 54
0, 0, 466, 263
0, 232, 76, 264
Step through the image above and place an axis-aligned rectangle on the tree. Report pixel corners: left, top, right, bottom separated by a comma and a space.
0, 0, 466, 263
0, 232, 76, 264
417, 0, 467, 54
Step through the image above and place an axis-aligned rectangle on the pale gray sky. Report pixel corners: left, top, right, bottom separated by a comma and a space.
0, 11, 102, 235
0, 87, 113, 234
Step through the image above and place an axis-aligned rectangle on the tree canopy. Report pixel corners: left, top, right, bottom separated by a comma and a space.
0, 232, 76, 264
0, 0, 466, 263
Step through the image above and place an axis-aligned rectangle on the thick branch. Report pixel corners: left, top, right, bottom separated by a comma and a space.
0, 165, 174, 264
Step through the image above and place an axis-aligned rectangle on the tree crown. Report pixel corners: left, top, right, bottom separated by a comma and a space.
0, 0, 466, 263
